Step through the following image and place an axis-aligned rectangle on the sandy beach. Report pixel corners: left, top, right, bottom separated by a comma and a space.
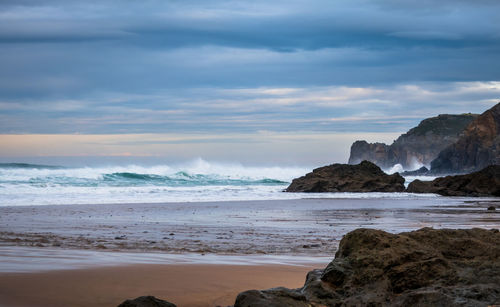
1, 197, 499, 306
0, 263, 318, 307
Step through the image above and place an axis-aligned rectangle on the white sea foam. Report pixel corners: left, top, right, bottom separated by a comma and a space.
386, 163, 404, 174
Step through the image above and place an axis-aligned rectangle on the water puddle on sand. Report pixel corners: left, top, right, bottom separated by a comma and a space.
0, 245, 331, 273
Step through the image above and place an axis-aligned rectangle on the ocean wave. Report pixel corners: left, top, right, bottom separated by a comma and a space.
0, 159, 445, 206
0, 158, 303, 188
100, 171, 288, 186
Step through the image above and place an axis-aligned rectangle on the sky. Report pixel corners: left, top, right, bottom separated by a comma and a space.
0, 0, 499, 166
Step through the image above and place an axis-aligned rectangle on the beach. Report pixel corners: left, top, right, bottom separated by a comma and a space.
1, 197, 499, 255
1, 197, 499, 306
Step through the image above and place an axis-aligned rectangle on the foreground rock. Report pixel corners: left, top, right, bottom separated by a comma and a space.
234, 228, 500, 307
285, 161, 405, 193
407, 164, 500, 196
348, 113, 477, 170
431, 102, 500, 174
117, 296, 176, 307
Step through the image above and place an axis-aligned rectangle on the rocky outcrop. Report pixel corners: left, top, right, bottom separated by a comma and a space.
407, 164, 500, 196
349, 114, 478, 170
349, 141, 392, 169
234, 227, 500, 307
117, 296, 176, 307
285, 161, 405, 193
430, 102, 500, 174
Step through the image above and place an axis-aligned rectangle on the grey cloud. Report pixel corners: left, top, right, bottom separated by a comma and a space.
0, 0, 499, 136
0, 0, 498, 50
1, 83, 498, 134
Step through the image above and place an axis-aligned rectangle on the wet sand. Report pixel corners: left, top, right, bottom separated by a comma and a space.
0, 263, 316, 307
1, 197, 499, 255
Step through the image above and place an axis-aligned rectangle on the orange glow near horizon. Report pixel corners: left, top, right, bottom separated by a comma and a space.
0, 132, 401, 165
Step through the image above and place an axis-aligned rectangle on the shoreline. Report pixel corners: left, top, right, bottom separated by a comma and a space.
1, 197, 499, 255
0, 191, 442, 208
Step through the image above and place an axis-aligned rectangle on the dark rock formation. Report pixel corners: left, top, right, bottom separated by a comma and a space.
285, 161, 405, 193
117, 296, 176, 307
431, 102, 500, 174
349, 141, 392, 168
407, 164, 500, 196
234, 227, 500, 307
349, 114, 478, 170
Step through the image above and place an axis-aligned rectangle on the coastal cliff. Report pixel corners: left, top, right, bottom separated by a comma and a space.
348, 114, 478, 170
430, 102, 500, 174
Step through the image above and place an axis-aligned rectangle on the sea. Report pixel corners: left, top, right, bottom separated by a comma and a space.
0, 158, 436, 206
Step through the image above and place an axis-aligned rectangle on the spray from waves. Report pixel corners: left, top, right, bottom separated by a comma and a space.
385, 164, 405, 174
384, 156, 430, 175
383, 162, 437, 188
0, 163, 64, 170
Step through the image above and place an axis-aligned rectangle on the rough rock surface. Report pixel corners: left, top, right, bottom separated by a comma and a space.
349, 141, 392, 168
407, 164, 500, 196
349, 114, 478, 170
285, 161, 405, 193
117, 296, 176, 307
431, 102, 500, 174
234, 228, 500, 307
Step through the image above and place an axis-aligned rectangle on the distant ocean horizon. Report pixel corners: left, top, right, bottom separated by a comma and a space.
0, 158, 438, 206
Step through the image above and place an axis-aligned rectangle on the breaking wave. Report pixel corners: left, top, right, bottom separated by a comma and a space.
0, 159, 300, 188
0, 159, 439, 206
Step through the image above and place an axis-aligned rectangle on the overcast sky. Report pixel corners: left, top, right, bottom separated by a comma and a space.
0, 0, 499, 165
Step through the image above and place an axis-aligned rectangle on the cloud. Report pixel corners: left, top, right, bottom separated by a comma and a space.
1, 43, 499, 101
1, 82, 498, 135
389, 31, 462, 41
1, 0, 499, 50
0, 0, 499, 145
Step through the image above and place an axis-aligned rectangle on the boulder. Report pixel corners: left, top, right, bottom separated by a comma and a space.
234, 228, 500, 307
407, 164, 500, 196
285, 161, 405, 193
117, 296, 176, 307
431, 102, 500, 174
349, 114, 478, 170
